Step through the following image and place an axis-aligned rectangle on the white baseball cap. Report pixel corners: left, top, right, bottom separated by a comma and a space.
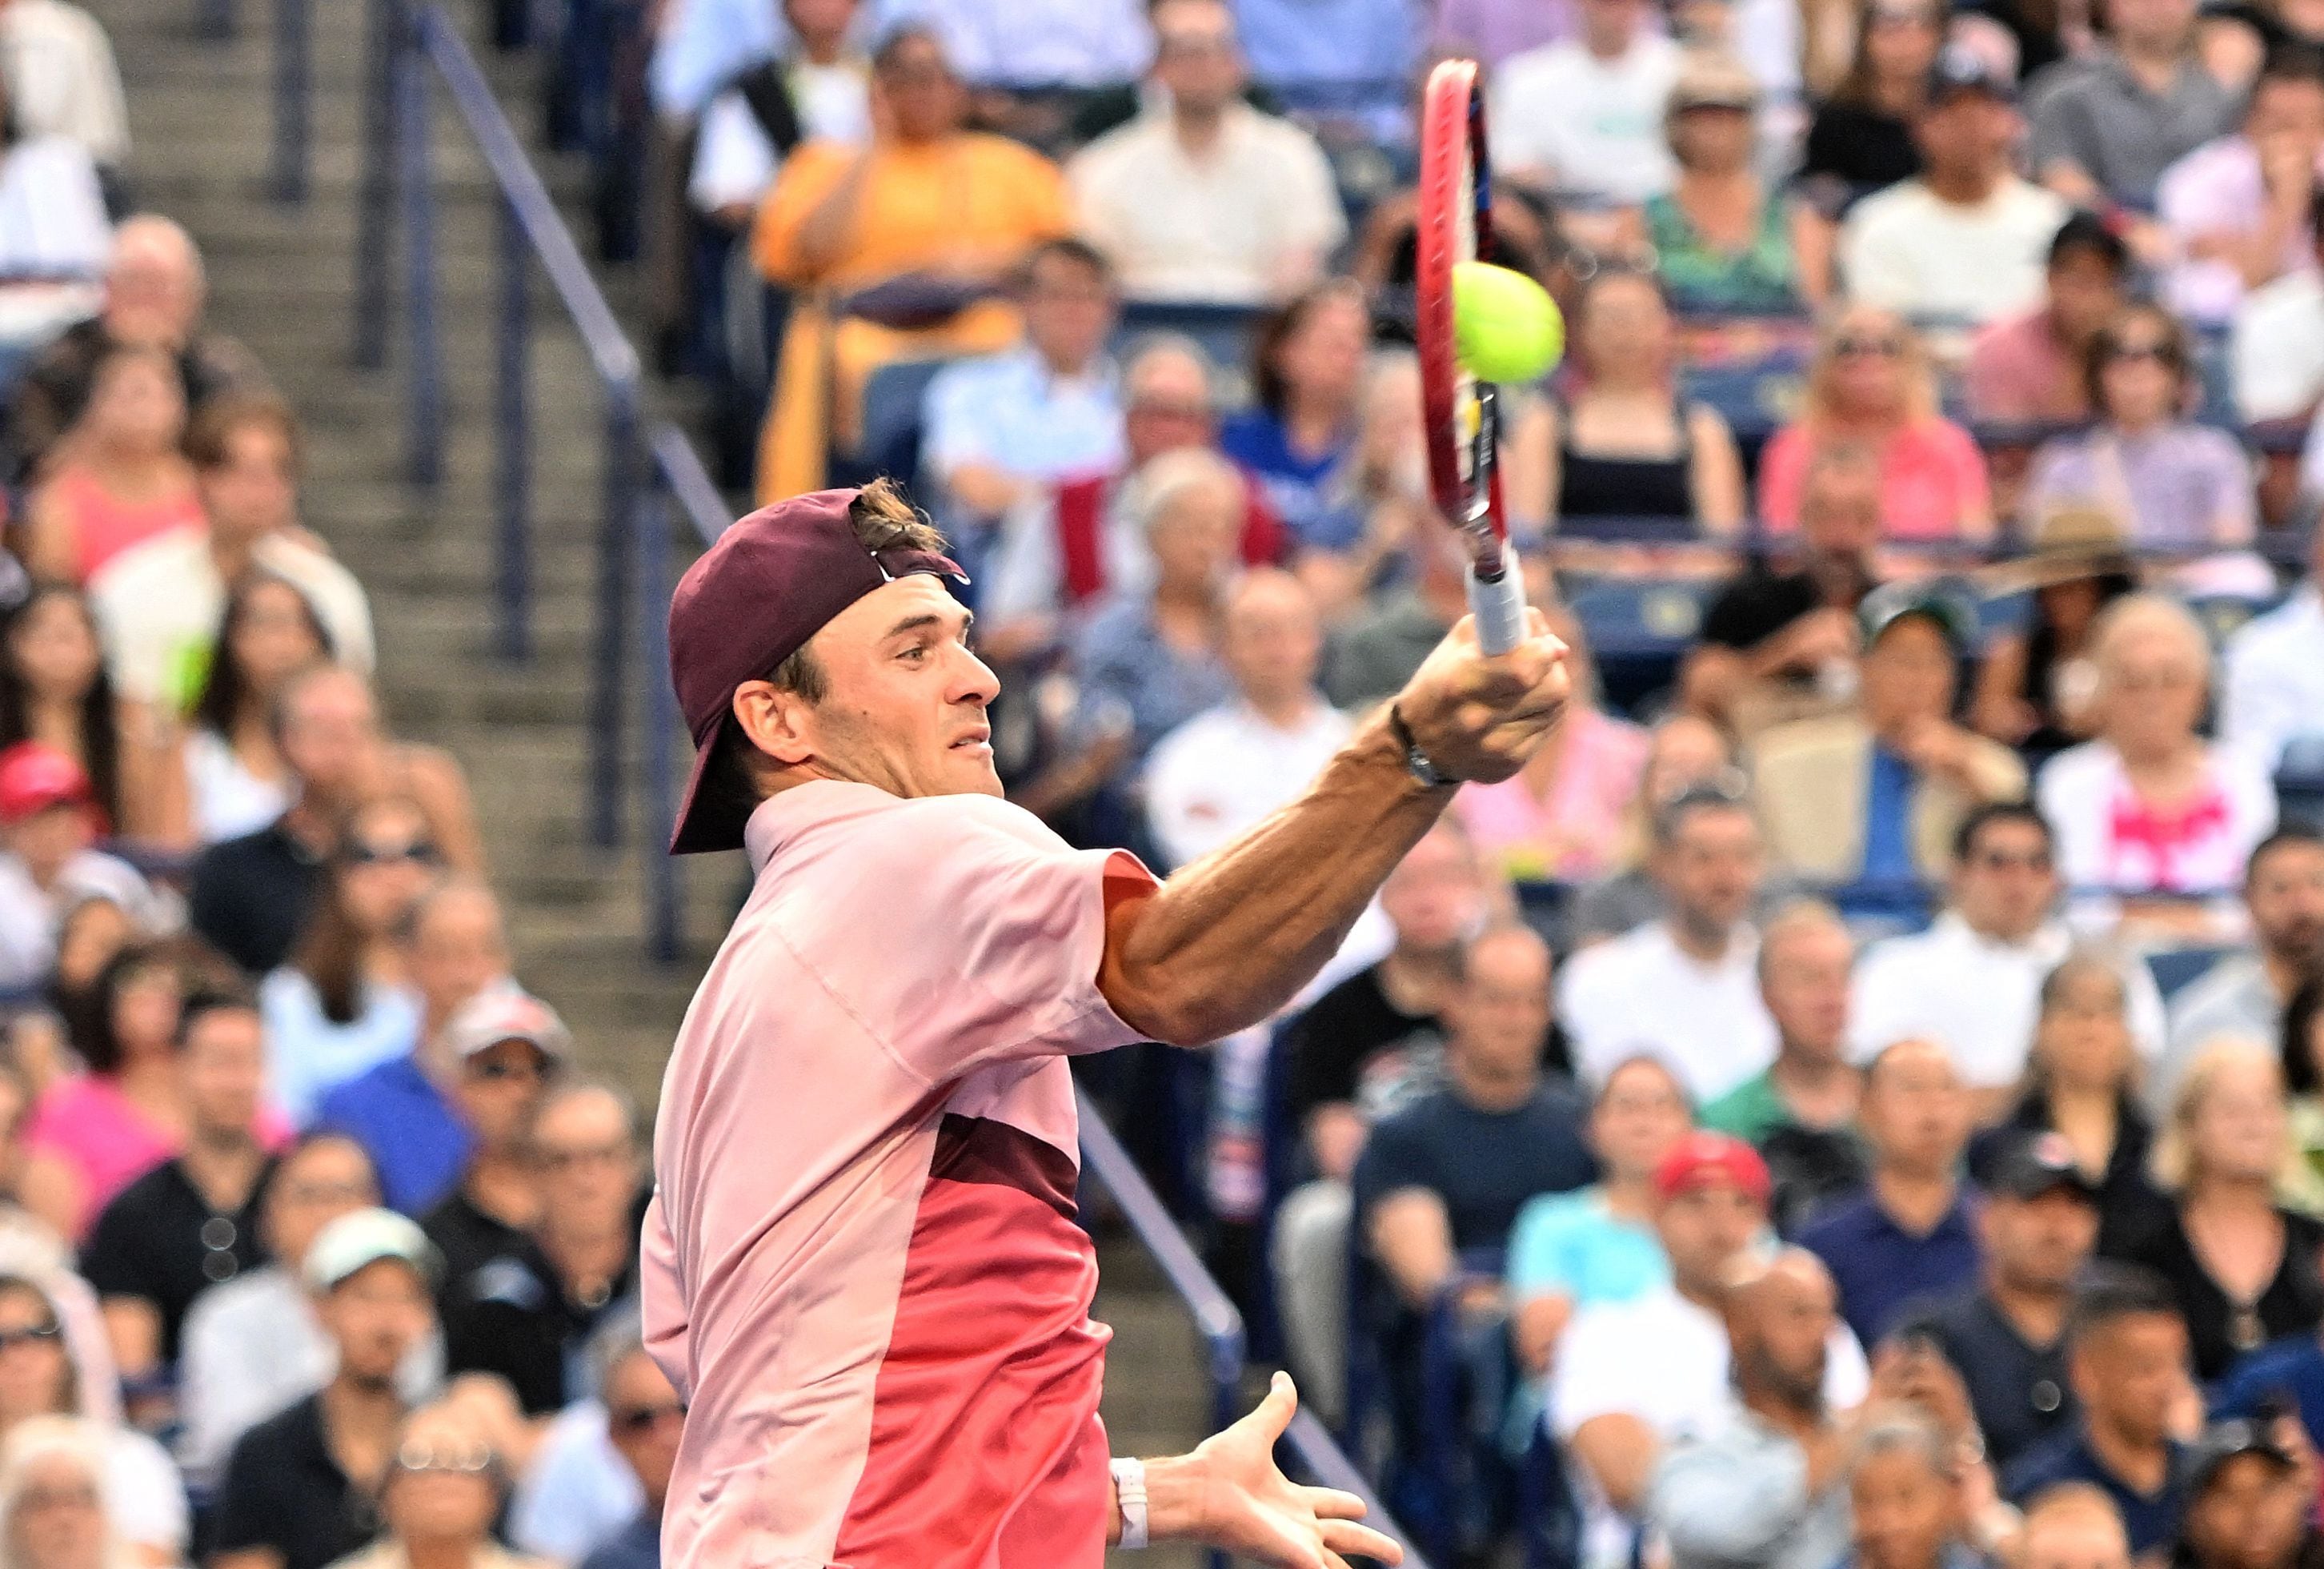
305, 1207, 440, 1293
443, 986, 571, 1063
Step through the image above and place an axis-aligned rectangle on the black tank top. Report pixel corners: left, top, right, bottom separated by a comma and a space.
1556, 401, 1696, 521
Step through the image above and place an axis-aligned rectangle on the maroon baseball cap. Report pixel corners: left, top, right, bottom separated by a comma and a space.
666, 488, 964, 854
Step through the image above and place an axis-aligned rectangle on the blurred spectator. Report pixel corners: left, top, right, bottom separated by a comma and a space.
1853, 805, 2168, 1097
23, 944, 195, 1240
1063, 447, 1239, 770
2002, 1265, 2195, 1557
1353, 926, 1592, 1312
1800, 1037, 1981, 1346
179, 576, 334, 846
0, 745, 157, 997
1965, 211, 2132, 427
1907, 1131, 2102, 1471
1506, 1055, 1690, 1384
2118, 1037, 2323, 1381
2170, 1420, 2324, 1569
1066, 0, 1344, 303
1798, 0, 1938, 215
0, 588, 182, 849
1506, 268, 1747, 538
312, 885, 518, 1215
919, 238, 1122, 530
1752, 584, 2027, 889
976, 336, 1280, 658
1143, 570, 1344, 869
1432, 0, 1570, 66
3, 215, 265, 489
1452, 609, 1651, 883
1836, 1405, 1999, 1569
175, 1133, 437, 1489
1701, 901, 1869, 1233
2221, 522, 2324, 774
2027, 0, 2231, 212
0, 1416, 145, 1569
18, 346, 202, 588
867, 0, 1152, 90
442, 1079, 635, 1417
416, 970, 558, 1299
2021, 1484, 2136, 1569
261, 797, 434, 1128
1557, 786, 1781, 1098
1219, 279, 1368, 548
750, 23, 1070, 499
503, 1310, 643, 1564
574, 1328, 681, 1569
0, 74, 108, 357
315, 953, 541, 1218
2282, 975, 2324, 1212
2158, 43, 2324, 327
1320, 524, 1466, 709
1969, 955, 2173, 1252
90, 395, 374, 715
80, 989, 274, 1382
1757, 305, 1993, 541
2230, 191, 2324, 422
0, 0, 127, 171
1290, 347, 1438, 618
332, 1395, 550, 1569
38, 898, 128, 1081
1634, 53, 1811, 314
2022, 304, 2258, 552
1552, 1134, 1870, 1567
0, 1275, 183, 1559
2037, 594, 2278, 913
1489, 0, 1682, 206
1685, 443, 1882, 736
212, 1207, 437, 1569
2163, 829, 2324, 1087
1228, 0, 1416, 144
686, 0, 869, 231
1841, 49, 2071, 327
1971, 507, 2138, 759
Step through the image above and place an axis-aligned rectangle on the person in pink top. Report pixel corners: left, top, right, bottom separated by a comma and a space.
646, 480, 1570, 1567
18, 344, 203, 585
1757, 303, 1993, 543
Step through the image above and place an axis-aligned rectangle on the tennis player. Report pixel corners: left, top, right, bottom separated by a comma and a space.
641, 480, 1569, 1568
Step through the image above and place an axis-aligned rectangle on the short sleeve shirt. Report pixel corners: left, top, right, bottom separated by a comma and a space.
641, 782, 1152, 1569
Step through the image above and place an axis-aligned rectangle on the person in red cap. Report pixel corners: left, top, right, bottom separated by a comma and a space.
0, 740, 155, 993
641, 479, 1571, 1567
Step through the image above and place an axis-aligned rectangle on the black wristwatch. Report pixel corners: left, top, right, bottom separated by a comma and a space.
1387, 703, 1455, 789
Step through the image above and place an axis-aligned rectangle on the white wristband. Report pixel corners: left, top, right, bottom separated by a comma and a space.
1110, 1457, 1149, 1550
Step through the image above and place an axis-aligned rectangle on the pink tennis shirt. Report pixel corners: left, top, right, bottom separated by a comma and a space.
641, 779, 1153, 1568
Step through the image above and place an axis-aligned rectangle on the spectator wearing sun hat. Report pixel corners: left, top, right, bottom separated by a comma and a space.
0, 741, 159, 994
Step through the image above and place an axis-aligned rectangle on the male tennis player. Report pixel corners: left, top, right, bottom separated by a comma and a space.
642, 480, 1569, 1569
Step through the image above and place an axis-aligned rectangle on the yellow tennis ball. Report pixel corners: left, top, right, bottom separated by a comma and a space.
1452, 260, 1565, 384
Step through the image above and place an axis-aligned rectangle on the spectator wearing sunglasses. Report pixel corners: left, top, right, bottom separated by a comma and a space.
329, 1398, 549, 1569
79, 989, 278, 1394
261, 797, 439, 1129
311, 884, 523, 1216
418, 992, 571, 1297
2021, 304, 2258, 553
579, 1330, 684, 1569
213, 1209, 440, 1569
509, 1312, 675, 1567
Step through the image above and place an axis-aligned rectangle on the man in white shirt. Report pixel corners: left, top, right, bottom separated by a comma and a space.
918, 238, 1124, 530
0, 0, 129, 169
2229, 195, 2324, 423
1841, 47, 2071, 327
1067, 0, 1345, 304
1553, 1133, 1870, 1569
1489, 0, 1684, 207
1144, 570, 1348, 869
2222, 522, 2324, 773
1851, 802, 2166, 1109
687, 0, 870, 228
1557, 787, 1780, 1099
90, 393, 374, 711
2164, 827, 2324, 1096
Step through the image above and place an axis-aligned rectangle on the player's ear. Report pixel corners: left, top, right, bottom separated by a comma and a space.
731, 681, 815, 769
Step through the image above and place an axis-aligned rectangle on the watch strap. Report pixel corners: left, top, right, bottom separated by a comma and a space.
1110, 1457, 1149, 1550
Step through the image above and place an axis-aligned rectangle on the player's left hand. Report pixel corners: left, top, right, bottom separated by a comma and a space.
1166, 1372, 1405, 1568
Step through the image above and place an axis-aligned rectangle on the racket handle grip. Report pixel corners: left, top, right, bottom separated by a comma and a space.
1467, 564, 1529, 656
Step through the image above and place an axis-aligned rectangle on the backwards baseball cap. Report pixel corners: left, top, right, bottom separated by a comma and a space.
305, 1207, 440, 1293
443, 985, 571, 1063
1925, 42, 2013, 103
1987, 1130, 2101, 1204
2186, 1419, 2299, 1495
1860, 580, 1977, 656
1653, 1130, 1772, 1206
0, 743, 91, 826
665, 488, 965, 855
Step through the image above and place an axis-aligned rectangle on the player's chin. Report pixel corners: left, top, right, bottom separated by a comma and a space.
939, 744, 1005, 797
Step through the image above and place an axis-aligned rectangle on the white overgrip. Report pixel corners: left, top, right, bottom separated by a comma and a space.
1466, 563, 1528, 656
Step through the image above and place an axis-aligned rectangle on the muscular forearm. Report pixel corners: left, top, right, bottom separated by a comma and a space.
1100, 710, 1451, 1046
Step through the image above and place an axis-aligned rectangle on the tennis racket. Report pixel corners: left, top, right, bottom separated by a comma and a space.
1416, 58, 1529, 657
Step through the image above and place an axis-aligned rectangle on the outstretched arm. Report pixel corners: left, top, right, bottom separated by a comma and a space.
1098, 615, 1569, 1046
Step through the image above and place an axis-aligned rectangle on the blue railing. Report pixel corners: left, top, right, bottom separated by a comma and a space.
1076, 1086, 1426, 1569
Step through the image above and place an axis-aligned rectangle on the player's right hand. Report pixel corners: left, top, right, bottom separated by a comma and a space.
1392, 609, 1571, 785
